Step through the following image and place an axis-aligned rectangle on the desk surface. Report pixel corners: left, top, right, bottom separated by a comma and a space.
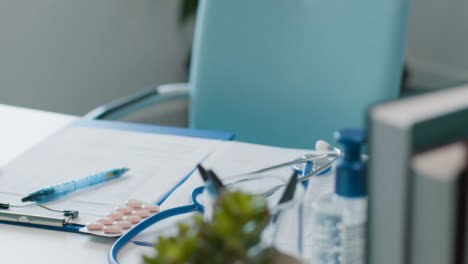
0, 104, 331, 263
0, 105, 154, 263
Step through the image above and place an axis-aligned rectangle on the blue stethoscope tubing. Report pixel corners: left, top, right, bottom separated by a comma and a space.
108, 186, 205, 264
108, 161, 323, 263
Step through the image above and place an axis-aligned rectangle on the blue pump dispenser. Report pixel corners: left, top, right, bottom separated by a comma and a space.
334, 128, 366, 198
308, 128, 368, 263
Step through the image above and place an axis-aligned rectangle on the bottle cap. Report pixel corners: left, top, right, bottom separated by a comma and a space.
334, 128, 366, 162
334, 128, 366, 197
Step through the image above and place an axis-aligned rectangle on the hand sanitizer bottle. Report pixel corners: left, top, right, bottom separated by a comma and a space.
309, 129, 366, 264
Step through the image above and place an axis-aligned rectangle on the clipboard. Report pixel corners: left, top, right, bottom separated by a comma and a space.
0, 118, 235, 233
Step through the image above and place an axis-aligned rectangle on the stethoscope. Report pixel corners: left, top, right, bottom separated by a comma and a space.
108, 140, 341, 264
108, 185, 205, 264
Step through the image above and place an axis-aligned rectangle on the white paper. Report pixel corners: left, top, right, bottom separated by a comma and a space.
161, 141, 320, 208
0, 126, 225, 225
135, 141, 331, 245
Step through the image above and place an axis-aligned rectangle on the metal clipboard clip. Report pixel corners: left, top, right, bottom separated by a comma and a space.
0, 211, 72, 227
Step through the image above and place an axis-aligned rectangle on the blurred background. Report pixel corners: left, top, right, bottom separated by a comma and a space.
0, 0, 195, 115
0, 0, 466, 115
405, 0, 468, 90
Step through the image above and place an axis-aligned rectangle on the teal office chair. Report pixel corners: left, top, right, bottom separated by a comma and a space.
85, 0, 410, 149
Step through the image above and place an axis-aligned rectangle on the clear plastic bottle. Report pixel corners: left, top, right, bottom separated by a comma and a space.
340, 198, 367, 264
309, 128, 367, 264
310, 193, 342, 263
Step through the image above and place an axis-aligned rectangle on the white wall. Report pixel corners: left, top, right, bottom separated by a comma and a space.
0, 0, 193, 115
406, 0, 468, 89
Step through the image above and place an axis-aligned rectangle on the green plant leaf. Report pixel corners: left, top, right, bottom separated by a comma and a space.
143, 190, 273, 264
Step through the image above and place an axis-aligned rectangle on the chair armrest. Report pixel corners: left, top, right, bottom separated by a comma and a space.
84, 83, 190, 120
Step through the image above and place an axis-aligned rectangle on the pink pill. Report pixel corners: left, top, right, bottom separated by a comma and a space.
113, 221, 131, 229
125, 199, 143, 208
115, 207, 133, 214
142, 204, 160, 212
96, 218, 114, 225
123, 215, 141, 223
107, 212, 124, 220
133, 210, 150, 218
103, 225, 121, 234
86, 223, 104, 231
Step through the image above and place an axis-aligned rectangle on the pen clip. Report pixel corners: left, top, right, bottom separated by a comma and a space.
207, 170, 225, 195
197, 165, 225, 196
197, 164, 209, 182
271, 171, 299, 224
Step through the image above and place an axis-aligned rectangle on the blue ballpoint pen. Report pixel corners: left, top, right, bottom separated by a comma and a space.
21, 168, 129, 203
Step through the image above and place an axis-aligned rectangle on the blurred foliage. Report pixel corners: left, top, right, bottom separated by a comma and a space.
143, 190, 274, 264
180, 0, 199, 24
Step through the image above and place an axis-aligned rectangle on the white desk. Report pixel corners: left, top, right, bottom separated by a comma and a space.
0, 105, 154, 263
0, 104, 331, 263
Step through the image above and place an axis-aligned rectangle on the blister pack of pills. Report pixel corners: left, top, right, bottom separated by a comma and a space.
79, 199, 160, 237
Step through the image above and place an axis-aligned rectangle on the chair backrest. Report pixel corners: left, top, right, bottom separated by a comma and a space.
189, 0, 410, 148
